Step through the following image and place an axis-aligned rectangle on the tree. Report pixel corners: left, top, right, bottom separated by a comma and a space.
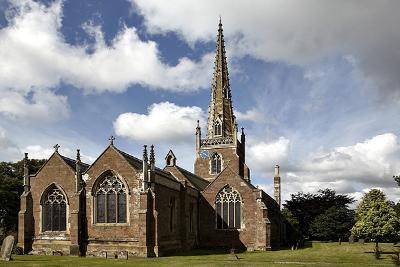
0, 158, 45, 235
351, 189, 400, 248
283, 188, 354, 238
281, 208, 301, 245
310, 207, 354, 241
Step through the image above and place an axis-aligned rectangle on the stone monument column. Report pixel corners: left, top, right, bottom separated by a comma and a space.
18, 153, 34, 253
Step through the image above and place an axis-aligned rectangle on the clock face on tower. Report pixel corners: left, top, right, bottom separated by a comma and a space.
199, 150, 209, 159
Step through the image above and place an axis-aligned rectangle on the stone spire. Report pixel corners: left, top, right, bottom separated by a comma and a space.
207, 18, 235, 139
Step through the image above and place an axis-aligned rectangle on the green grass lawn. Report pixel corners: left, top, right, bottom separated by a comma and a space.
3, 242, 399, 267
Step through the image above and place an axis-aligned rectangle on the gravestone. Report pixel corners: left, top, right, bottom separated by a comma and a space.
117, 251, 128, 260
349, 235, 354, 244
69, 245, 80, 256
358, 239, 365, 244
106, 252, 116, 259
1, 235, 15, 261
228, 248, 238, 261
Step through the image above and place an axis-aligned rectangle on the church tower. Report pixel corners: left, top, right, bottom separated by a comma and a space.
195, 20, 250, 183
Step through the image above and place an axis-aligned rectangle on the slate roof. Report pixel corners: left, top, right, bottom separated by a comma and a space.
60, 155, 90, 173
176, 166, 209, 191
115, 147, 178, 182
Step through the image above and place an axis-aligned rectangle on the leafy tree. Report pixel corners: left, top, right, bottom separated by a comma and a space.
281, 208, 301, 245
351, 189, 400, 247
310, 207, 354, 241
283, 188, 354, 238
0, 158, 45, 235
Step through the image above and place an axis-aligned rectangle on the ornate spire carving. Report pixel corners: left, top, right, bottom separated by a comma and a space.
207, 18, 235, 139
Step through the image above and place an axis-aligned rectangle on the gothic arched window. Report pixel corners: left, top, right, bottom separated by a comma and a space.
215, 186, 242, 229
94, 174, 127, 224
214, 121, 222, 136
211, 153, 222, 174
42, 186, 67, 232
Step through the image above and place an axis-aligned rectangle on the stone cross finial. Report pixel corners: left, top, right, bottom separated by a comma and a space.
109, 135, 115, 146
53, 144, 60, 152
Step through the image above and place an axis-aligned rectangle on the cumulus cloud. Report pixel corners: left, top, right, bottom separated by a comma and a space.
246, 137, 290, 176
132, 0, 400, 94
0, 89, 69, 121
0, 0, 214, 120
114, 102, 205, 143
247, 133, 400, 203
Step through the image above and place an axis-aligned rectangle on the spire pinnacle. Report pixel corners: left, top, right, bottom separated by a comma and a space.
143, 145, 148, 163
206, 19, 235, 139
149, 144, 155, 164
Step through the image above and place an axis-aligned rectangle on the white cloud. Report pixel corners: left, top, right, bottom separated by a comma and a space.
132, 0, 400, 94
299, 133, 400, 185
0, 89, 69, 121
0, 0, 214, 121
248, 133, 400, 204
114, 102, 205, 143
0, 0, 212, 93
247, 137, 290, 176
235, 108, 262, 122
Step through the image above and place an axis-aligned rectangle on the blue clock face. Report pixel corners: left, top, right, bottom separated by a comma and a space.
200, 150, 209, 159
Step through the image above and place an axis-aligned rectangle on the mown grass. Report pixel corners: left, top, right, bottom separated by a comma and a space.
3, 242, 399, 267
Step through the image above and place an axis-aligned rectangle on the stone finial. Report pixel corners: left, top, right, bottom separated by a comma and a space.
76, 149, 81, 162
241, 127, 245, 135
23, 153, 30, 192
75, 149, 82, 192
274, 164, 280, 177
109, 135, 115, 146
143, 145, 148, 163
149, 145, 155, 164
53, 144, 60, 152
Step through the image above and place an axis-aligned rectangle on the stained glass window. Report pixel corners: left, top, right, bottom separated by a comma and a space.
94, 174, 127, 224
42, 187, 67, 231
215, 186, 242, 229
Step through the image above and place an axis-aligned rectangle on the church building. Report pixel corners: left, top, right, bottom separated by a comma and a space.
17, 21, 284, 257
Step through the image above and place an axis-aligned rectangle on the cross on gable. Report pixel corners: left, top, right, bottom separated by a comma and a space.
53, 144, 60, 152
109, 135, 115, 145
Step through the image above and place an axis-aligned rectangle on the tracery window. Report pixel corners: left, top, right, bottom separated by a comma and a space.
215, 186, 242, 229
94, 174, 127, 224
211, 153, 222, 174
42, 187, 67, 231
214, 121, 222, 136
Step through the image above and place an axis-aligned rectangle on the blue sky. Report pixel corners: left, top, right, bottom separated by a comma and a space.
1, 0, 400, 204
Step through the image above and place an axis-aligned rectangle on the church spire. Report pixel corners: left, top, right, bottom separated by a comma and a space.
207, 18, 235, 139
